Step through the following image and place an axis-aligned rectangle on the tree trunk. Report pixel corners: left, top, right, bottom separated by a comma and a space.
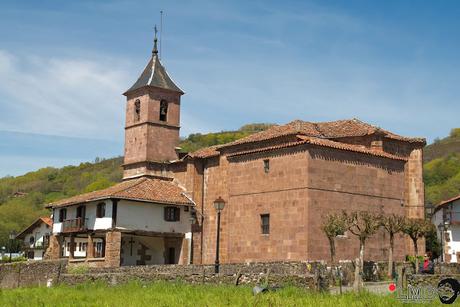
328, 236, 336, 264
412, 237, 419, 273
388, 233, 394, 278
353, 239, 365, 291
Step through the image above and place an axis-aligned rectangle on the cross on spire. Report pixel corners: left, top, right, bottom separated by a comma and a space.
152, 25, 159, 56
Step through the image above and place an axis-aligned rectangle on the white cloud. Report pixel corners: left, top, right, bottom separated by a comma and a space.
0, 50, 130, 140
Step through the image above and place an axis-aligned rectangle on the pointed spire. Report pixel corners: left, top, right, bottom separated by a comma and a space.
152, 25, 159, 56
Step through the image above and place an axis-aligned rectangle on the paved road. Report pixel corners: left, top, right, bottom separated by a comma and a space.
330, 281, 393, 295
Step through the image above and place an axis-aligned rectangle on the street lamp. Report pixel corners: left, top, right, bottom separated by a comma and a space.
8, 230, 16, 263
425, 203, 434, 220
438, 221, 450, 263
213, 197, 226, 274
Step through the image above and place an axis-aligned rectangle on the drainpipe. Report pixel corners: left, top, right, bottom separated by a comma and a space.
201, 159, 207, 265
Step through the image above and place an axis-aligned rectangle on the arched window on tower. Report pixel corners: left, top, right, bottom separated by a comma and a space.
134, 99, 141, 122
159, 100, 168, 122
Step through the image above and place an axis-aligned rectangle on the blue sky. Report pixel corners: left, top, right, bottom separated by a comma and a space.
0, 0, 459, 176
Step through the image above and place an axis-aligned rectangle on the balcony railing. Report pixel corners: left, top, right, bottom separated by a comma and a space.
62, 218, 88, 233
22, 240, 49, 250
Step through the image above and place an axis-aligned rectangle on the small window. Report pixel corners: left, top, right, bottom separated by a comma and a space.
82, 242, 87, 252
78, 242, 82, 251
59, 208, 67, 222
96, 202, 106, 218
159, 100, 168, 122
263, 159, 270, 173
134, 99, 141, 121
29, 236, 35, 245
164, 207, 180, 222
261, 214, 270, 234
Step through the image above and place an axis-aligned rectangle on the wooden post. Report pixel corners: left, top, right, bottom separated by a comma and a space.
86, 234, 94, 259
69, 235, 75, 260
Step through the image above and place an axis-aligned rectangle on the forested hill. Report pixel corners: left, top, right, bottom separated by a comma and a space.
424, 128, 460, 205
0, 123, 274, 246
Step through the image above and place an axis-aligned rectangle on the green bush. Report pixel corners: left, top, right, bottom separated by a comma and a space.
67, 264, 90, 275
1, 256, 27, 263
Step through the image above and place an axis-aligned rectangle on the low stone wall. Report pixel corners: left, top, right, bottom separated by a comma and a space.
2, 260, 455, 290
0, 260, 67, 289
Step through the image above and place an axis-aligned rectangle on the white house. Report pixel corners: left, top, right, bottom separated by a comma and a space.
46, 177, 195, 267
431, 195, 460, 263
16, 217, 53, 260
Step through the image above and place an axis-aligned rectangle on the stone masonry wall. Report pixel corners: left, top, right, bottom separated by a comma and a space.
4, 260, 459, 290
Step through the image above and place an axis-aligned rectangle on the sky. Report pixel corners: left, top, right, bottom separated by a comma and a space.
0, 0, 459, 176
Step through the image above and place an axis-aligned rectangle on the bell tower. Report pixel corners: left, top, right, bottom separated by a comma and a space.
122, 30, 184, 179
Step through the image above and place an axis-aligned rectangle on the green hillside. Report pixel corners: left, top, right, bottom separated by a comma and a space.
424, 128, 460, 205
0, 124, 274, 247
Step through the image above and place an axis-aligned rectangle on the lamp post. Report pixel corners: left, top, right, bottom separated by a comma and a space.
213, 197, 225, 274
8, 231, 16, 263
1, 246, 5, 262
438, 221, 450, 263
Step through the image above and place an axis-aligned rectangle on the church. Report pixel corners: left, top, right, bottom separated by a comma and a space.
45, 34, 426, 267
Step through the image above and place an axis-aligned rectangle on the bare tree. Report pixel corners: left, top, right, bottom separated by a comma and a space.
321, 213, 348, 264
343, 210, 382, 291
381, 214, 405, 278
403, 218, 431, 271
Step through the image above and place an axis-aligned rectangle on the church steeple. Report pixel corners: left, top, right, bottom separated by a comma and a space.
124, 27, 183, 96
122, 32, 184, 179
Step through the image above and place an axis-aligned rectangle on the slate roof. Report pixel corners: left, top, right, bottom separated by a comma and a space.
47, 177, 194, 208
124, 53, 184, 95
188, 119, 425, 159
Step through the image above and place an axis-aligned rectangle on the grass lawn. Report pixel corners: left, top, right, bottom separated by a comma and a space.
0, 281, 443, 307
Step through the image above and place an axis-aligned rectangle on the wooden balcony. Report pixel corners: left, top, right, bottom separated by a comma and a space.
62, 218, 88, 233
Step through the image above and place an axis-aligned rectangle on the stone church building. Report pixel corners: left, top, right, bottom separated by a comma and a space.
45, 36, 426, 267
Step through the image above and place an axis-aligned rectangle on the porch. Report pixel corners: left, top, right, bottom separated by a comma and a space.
50, 230, 191, 267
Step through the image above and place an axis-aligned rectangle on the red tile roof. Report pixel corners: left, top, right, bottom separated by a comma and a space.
439, 195, 460, 206
188, 118, 425, 159
40, 217, 53, 227
16, 216, 53, 239
220, 119, 425, 148
47, 177, 194, 208
227, 136, 408, 161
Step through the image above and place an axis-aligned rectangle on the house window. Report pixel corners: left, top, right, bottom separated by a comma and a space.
82, 242, 87, 252
134, 99, 141, 121
95, 241, 105, 258
59, 208, 67, 222
261, 214, 270, 234
159, 100, 168, 121
96, 202, 106, 218
29, 236, 35, 245
263, 159, 270, 173
164, 207, 180, 222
